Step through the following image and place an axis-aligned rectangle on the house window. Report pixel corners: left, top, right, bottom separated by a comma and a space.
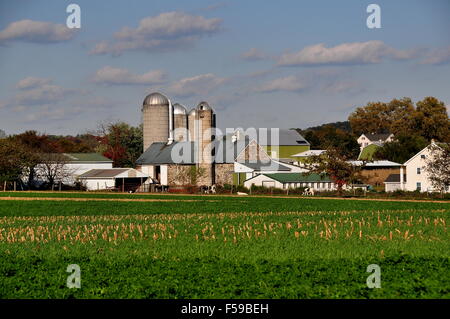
421, 155, 426, 159
416, 182, 421, 191
417, 168, 421, 175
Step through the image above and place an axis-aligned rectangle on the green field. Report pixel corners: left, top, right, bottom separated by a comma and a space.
0, 192, 449, 298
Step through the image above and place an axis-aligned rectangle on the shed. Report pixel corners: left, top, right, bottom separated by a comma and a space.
78, 168, 148, 191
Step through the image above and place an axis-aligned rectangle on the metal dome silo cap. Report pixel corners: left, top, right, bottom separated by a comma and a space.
196, 101, 213, 111
173, 103, 187, 115
143, 92, 169, 106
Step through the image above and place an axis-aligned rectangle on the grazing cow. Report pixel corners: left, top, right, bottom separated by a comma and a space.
303, 188, 315, 196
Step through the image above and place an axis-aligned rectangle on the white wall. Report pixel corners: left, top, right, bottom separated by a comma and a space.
385, 182, 402, 192
83, 178, 115, 191
244, 174, 336, 191
34, 162, 112, 185
160, 165, 168, 185
404, 147, 435, 192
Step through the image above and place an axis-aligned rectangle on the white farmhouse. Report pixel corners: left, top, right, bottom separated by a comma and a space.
357, 133, 394, 151
384, 142, 449, 193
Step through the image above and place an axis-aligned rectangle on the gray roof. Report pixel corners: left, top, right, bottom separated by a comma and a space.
240, 161, 291, 171
78, 168, 129, 178
137, 134, 257, 165
236, 129, 309, 146
384, 174, 407, 183
136, 142, 195, 165
365, 133, 392, 142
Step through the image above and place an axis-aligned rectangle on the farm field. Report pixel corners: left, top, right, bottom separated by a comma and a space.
0, 192, 449, 298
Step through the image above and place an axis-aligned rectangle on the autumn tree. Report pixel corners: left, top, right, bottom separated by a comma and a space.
298, 125, 360, 158
425, 143, 450, 194
414, 97, 450, 142
349, 96, 450, 142
304, 147, 365, 195
374, 134, 428, 164
0, 139, 38, 188
97, 122, 143, 167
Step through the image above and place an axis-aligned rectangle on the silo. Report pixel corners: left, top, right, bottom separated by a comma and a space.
142, 92, 170, 151
172, 103, 188, 142
188, 108, 197, 142
196, 101, 215, 185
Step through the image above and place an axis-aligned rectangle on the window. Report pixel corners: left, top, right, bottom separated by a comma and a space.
417, 167, 421, 175
416, 182, 421, 191
421, 154, 426, 159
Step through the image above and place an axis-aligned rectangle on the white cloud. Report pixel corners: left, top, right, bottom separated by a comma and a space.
12, 77, 75, 105
0, 19, 75, 44
92, 66, 167, 85
241, 48, 267, 61
16, 77, 52, 90
421, 46, 450, 65
90, 12, 222, 55
167, 73, 226, 97
256, 76, 307, 93
278, 41, 413, 66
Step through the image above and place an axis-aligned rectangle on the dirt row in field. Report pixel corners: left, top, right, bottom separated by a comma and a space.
0, 197, 218, 203
1, 192, 449, 204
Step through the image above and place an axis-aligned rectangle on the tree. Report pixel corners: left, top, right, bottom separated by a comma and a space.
34, 153, 73, 189
349, 96, 450, 142
97, 122, 143, 167
298, 125, 360, 158
0, 139, 37, 187
425, 143, 450, 194
348, 101, 392, 135
374, 134, 428, 164
304, 147, 364, 195
414, 97, 450, 142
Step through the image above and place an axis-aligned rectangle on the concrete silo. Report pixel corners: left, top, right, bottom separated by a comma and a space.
196, 101, 215, 186
187, 108, 197, 142
142, 92, 170, 151
172, 103, 188, 142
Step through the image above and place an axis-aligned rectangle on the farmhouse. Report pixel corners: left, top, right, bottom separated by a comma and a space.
384, 141, 449, 193
357, 133, 394, 152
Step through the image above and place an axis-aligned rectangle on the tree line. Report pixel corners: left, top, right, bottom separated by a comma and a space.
0, 122, 142, 189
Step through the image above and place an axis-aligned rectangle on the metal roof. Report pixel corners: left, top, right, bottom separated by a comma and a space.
239, 161, 291, 172
143, 92, 169, 106
292, 150, 326, 157
136, 142, 195, 165
78, 168, 129, 178
235, 129, 309, 146
63, 153, 113, 163
348, 160, 401, 167
173, 103, 187, 115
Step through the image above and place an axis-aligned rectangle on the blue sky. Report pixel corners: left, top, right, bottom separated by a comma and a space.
0, 0, 449, 135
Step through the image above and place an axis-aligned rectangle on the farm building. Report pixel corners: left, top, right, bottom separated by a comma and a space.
348, 160, 402, 186
135, 92, 311, 188
357, 133, 394, 152
32, 152, 113, 187
384, 141, 449, 193
78, 168, 148, 191
291, 149, 326, 166
243, 173, 336, 191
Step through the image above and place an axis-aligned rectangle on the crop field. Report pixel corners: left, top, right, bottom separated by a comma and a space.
0, 192, 449, 298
